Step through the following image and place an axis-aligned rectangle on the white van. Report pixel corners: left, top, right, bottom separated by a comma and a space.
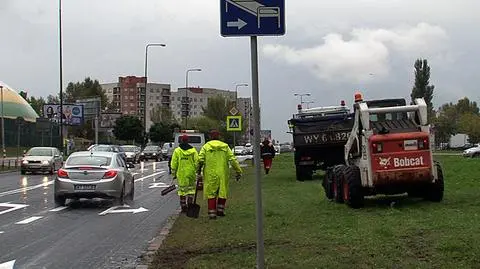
173, 130, 206, 152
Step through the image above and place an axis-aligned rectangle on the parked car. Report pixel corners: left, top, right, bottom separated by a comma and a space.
121, 145, 141, 163
53, 151, 135, 206
233, 146, 247, 155
161, 142, 174, 159
463, 145, 480, 157
139, 145, 163, 162
21, 147, 63, 175
244, 143, 253, 154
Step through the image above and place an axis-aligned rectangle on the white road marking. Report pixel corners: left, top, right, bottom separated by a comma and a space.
98, 205, 148, 216
149, 182, 170, 189
0, 202, 28, 215
49, 206, 68, 212
134, 171, 166, 182
131, 172, 140, 176
0, 231, 4, 234
0, 181, 53, 198
15, 216, 43, 224
0, 259, 15, 269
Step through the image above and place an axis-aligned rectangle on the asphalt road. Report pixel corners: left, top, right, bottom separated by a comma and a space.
0, 161, 179, 269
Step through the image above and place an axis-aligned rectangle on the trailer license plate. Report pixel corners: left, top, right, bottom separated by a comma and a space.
404, 140, 418, 151
74, 185, 96, 191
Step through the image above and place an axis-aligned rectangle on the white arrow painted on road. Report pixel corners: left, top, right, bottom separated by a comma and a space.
98, 205, 149, 216
0, 202, 28, 215
149, 182, 170, 189
227, 18, 247, 29
0, 260, 15, 269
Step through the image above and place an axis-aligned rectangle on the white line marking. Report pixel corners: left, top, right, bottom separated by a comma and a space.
49, 206, 68, 212
0, 202, 29, 215
0, 231, 4, 234
0, 259, 15, 269
98, 205, 130, 216
149, 182, 170, 188
0, 181, 53, 198
131, 172, 139, 176
15, 216, 43, 224
134, 171, 166, 182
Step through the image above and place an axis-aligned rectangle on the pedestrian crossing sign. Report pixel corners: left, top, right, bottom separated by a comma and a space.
226, 115, 242, 132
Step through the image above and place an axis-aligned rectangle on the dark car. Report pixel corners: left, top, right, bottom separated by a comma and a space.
139, 145, 162, 162
90, 144, 127, 162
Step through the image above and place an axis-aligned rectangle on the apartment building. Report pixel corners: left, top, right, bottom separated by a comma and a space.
170, 87, 236, 119
101, 76, 171, 131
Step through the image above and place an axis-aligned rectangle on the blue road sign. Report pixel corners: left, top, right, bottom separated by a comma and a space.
220, 0, 285, 37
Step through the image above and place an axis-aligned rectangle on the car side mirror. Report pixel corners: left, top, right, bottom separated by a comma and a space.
126, 163, 135, 169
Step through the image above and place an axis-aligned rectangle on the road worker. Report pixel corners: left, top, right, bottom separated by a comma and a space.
197, 130, 242, 219
260, 138, 276, 174
171, 134, 198, 213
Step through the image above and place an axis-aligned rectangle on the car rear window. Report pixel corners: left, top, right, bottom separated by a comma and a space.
66, 156, 112, 166
92, 145, 113, 152
144, 146, 159, 150
177, 135, 202, 143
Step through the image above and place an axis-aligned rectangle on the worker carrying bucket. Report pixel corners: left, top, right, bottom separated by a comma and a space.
197, 130, 242, 219
170, 134, 199, 213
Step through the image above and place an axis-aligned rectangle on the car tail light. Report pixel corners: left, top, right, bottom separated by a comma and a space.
102, 170, 117, 179
418, 138, 429, 149
372, 142, 383, 153
57, 169, 69, 178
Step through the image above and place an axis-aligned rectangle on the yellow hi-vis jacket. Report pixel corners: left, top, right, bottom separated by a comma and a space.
197, 140, 242, 199
171, 144, 198, 196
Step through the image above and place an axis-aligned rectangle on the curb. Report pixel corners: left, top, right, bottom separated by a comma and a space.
135, 208, 182, 269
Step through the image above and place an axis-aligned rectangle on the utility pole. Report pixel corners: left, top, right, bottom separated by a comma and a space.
184, 68, 202, 128
144, 43, 166, 136
59, 0, 64, 153
294, 93, 311, 108
233, 83, 248, 151
0, 86, 5, 158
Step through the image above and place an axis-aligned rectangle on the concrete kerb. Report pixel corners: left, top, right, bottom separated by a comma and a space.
135, 208, 182, 269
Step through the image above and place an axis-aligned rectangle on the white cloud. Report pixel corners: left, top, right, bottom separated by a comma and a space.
262, 23, 449, 83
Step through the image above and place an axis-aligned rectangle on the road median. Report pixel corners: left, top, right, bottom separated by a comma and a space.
150, 153, 480, 268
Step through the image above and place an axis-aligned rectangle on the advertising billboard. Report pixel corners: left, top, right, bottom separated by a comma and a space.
100, 112, 123, 128
43, 104, 84, 126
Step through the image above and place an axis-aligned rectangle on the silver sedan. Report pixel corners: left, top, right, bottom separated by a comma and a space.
54, 151, 135, 207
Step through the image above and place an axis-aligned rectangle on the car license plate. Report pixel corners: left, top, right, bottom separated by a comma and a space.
404, 139, 418, 151
74, 184, 96, 191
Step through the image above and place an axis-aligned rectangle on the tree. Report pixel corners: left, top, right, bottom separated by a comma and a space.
411, 59, 435, 119
65, 77, 109, 108
46, 94, 60, 104
201, 95, 234, 122
19, 91, 27, 100
27, 96, 46, 116
458, 113, 480, 144
113, 116, 144, 143
149, 122, 180, 143
150, 106, 175, 125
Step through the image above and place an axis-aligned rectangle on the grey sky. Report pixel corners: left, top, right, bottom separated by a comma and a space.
1, 0, 479, 142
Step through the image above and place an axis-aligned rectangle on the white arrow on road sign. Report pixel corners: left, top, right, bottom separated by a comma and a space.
0, 202, 28, 216
149, 182, 170, 189
98, 205, 149, 216
227, 18, 247, 30
0, 260, 15, 269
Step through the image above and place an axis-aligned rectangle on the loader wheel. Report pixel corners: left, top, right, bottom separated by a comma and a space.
342, 165, 364, 208
333, 165, 345, 203
296, 166, 312, 181
323, 167, 334, 200
425, 162, 444, 202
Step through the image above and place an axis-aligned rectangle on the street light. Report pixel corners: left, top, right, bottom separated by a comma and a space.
294, 93, 311, 107
0, 86, 5, 158
144, 43, 166, 136
58, 0, 64, 152
233, 83, 248, 149
304, 101, 315, 109
184, 68, 202, 128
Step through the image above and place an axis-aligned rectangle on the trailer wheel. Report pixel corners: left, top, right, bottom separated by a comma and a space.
425, 162, 444, 202
296, 166, 312, 181
323, 168, 334, 200
333, 165, 345, 203
342, 165, 364, 208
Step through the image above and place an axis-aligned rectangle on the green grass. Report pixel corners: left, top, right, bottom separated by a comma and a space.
150, 153, 480, 269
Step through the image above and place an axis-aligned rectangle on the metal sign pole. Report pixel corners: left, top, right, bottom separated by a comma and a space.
250, 35, 265, 269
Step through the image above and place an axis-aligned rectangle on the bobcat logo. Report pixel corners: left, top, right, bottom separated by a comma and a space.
378, 157, 391, 167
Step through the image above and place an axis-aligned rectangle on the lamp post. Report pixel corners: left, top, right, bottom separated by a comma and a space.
0, 86, 4, 158
304, 101, 314, 109
233, 83, 248, 150
294, 93, 311, 107
58, 0, 64, 152
184, 68, 202, 128
144, 43, 166, 136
